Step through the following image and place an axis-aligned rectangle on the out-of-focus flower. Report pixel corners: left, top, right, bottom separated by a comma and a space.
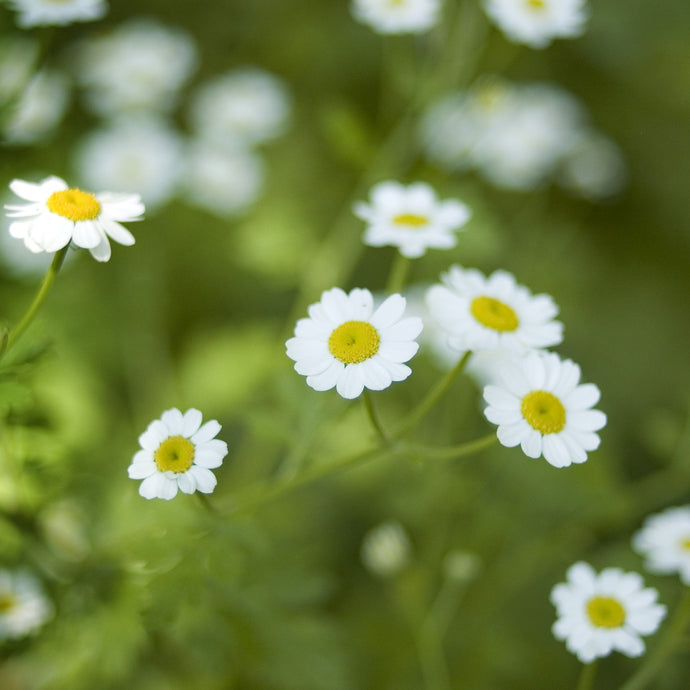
73, 117, 184, 210
0, 36, 39, 105
426, 266, 563, 354
5, 175, 143, 262
0, 569, 53, 640
2, 70, 70, 145
182, 140, 264, 217
632, 506, 690, 585
5, 0, 107, 28
483, 351, 606, 468
353, 181, 471, 258
551, 562, 666, 663
286, 287, 423, 399
72, 19, 198, 116
128, 408, 228, 501
188, 67, 291, 147
483, 0, 588, 49
361, 521, 412, 577
351, 0, 442, 35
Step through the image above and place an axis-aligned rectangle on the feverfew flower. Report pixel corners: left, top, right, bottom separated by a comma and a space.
351, 0, 442, 35
189, 68, 291, 147
5, 0, 107, 28
128, 408, 228, 501
0, 569, 53, 640
286, 287, 423, 399
426, 266, 563, 354
483, 0, 588, 49
632, 506, 690, 585
353, 181, 471, 258
551, 562, 666, 663
5, 176, 144, 262
483, 351, 606, 468
361, 521, 412, 577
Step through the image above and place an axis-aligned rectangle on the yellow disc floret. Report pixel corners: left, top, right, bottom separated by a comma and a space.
46, 188, 101, 222
470, 295, 519, 332
154, 436, 195, 474
392, 213, 429, 228
526, 0, 546, 9
680, 537, 690, 551
586, 596, 626, 629
521, 391, 566, 434
328, 320, 380, 364
0, 593, 16, 612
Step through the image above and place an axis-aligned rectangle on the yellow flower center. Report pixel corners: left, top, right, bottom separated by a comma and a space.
586, 596, 626, 629
154, 436, 195, 474
328, 320, 380, 364
680, 537, 690, 551
526, 0, 546, 9
470, 296, 519, 332
46, 188, 101, 222
521, 391, 566, 434
0, 593, 16, 612
392, 213, 429, 228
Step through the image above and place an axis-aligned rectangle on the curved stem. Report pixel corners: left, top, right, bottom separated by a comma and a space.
575, 661, 597, 690
2, 246, 68, 358
363, 391, 388, 443
404, 433, 497, 460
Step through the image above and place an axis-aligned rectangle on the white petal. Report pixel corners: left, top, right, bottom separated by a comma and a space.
566, 384, 601, 410
88, 234, 112, 262
177, 472, 197, 494
495, 421, 525, 447
194, 441, 227, 468
71, 220, 103, 249
188, 465, 217, 494
28, 213, 73, 252
359, 358, 393, 391
100, 217, 136, 246
336, 365, 365, 399
379, 317, 423, 342
127, 459, 156, 479
191, 419, 220, 444
306, 360, 344, 391
182, 409, 204, 437
371, 294, 406, 329
377, 340, 419, 363
161, 409, 184, 434
139, 473, 178, 500
521, 429, 543, 458
542, 434, 573, 468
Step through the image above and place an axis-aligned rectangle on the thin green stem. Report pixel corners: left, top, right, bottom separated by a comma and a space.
363, 391, 388, 443
404, 433, 497, 460
393, 351, 472, 439
2, 246, 68, 358
385, 252, 410, 295
575, 661, 597, 690
619, 588, 690, 690
196, 492, 219, 515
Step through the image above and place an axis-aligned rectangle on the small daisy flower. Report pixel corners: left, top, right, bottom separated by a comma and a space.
361, 521, 412, 578
353, 181, 471, 259
5, 176, 144, 262
351, 0, 442, 35
286, 287, 423, 400
483, 350, 606, 468
0, 569, 53, 641
128, 408, 228, 501
6, 0, 108, 28
551, 562, 666, 663
426, 266, 563, 354
632, 506, 690, 585
483, 0, 588, 49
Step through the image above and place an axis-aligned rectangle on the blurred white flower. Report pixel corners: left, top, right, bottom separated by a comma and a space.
361, 521, 412, 577
189, 67, 291, 147
6, 0, 107, 28
128, 408, 228, 500
483, 0, 588, 49
551, 562, 666, 663
286, 287, 423, 399
632, 506, 690, 585
483, 350, 606, 468
426, 266, 563, 354
0, 36, 39, 104
182, 140, 265, 217
0, 569, 53, 640
5, 175, 144, 262
353, 181, 471, 258
73, 117, 184, 210
73, 18, 198, 116
2, 69, 70, 145
351, 0, 442, 35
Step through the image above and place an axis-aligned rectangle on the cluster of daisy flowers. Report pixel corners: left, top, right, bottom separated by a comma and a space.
420, 77, 626, 199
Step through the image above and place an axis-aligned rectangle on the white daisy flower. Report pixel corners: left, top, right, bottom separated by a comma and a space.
361, 520, 412, 578
632, 506, 690, 586
286, 287, 423, 400
6, 0, 108, 28
351, 0, 442, 35
128, 408, 228, 501
0, 569, 53, 641
483, 351, 606, 468
483, 0, 588, 49
551, 562, 666, 663
426, 266, 563, 354
4, 175, 144, 262
353, 181, 471, 259
188, 67, 291, 148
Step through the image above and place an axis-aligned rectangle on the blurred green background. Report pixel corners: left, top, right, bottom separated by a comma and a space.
0, 1, 689, 688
